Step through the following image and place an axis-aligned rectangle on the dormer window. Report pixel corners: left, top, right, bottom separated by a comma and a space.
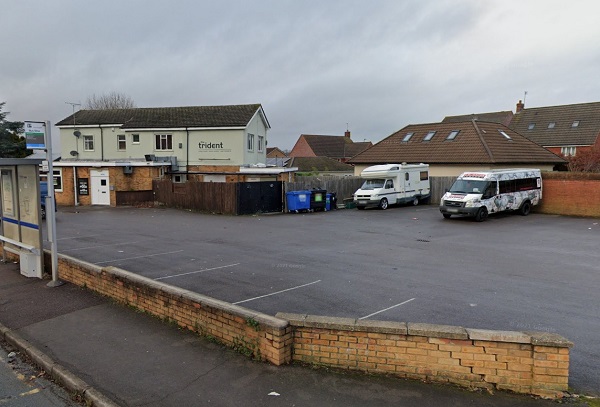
548, 122, 556, 129
446, 130, 460, 140
528, 123, 535, 130
572, 120, 580, 128
402, 132, 414, 142
423, 131, 436, 141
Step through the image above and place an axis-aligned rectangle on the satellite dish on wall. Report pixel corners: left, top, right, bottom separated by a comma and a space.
70, 150, 79, 156
73, 130, 81, 137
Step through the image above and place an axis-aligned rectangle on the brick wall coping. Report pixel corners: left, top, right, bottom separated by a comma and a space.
276, 313, 573, 348
59, 253, 289, 330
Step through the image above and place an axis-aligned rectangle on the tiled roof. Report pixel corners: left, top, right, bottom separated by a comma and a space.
443, 111, 513, 126
509, 102, 600, 147
287, 156, 354, 172
56, 104, 266, 129
299, 135, 372, 158
348, 121, 566, 165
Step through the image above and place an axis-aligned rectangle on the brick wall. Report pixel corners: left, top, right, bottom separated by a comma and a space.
37, 251, 572, 398
50, 253, 292, 365
289, 137, 316, 157
276, 314, 572, 399
539, 172, 600, 217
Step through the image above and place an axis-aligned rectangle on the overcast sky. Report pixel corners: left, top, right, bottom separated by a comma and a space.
3, 0, 600, 150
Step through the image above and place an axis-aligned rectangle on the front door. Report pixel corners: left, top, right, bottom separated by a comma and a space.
90, 169, 110, 205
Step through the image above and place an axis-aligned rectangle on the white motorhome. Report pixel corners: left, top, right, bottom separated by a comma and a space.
353, 163, 430, 210
439, 168, 542, 221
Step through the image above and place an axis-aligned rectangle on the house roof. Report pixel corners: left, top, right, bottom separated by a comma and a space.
295, 134, 372, 158
443, 111, 513, 126
56, 104, 268, 129
287, 156, 354, 172
348, 120, 566, 165
509, 101, 600, 147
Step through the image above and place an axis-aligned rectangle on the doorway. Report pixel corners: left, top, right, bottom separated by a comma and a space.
90, 169, 110, 205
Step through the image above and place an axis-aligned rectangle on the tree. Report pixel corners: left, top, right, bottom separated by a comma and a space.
566, 145, 600, 172
0, 102, 30, 158
84, 91, 136, 110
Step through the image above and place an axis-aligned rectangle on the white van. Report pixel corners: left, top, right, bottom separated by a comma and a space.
353, 163, 430, 210
439, 169, 542, 221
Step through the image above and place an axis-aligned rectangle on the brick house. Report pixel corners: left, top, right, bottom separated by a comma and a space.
54, 104, 295, 206
509, 100, 600, 157
285, 156, 354, 176
347, 120, 566, 177
289, 131, 372, 163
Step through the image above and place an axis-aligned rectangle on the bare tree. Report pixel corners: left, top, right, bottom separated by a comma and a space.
84, 92, 136, 110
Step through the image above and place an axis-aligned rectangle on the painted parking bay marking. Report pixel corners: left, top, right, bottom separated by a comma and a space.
233, 280, 321, 305
154, 263, 241, 281
359, 298, 416, 320
94, 250, 184, 265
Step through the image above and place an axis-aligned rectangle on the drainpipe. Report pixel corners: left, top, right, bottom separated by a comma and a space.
73, 166, 79, 206
99, 125, 104, 161
186, 127, 190, 175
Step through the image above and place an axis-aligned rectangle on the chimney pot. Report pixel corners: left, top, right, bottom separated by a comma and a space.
516, 100, 525, 113
344, 130, 351, 139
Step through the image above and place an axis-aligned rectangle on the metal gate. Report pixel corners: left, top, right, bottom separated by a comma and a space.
237, 181, 283, 215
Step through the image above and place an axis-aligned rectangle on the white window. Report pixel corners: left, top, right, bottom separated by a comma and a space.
561, 146, 576, 156
117, 134, 126, 150
83, 135, 94, 151
423, 131, 436, 141
258, 135, 264, 152
402, 132, 414, 142
40, 168, 63, 192
132, 134, 140, 144
247, 133, 254, 151
155, 134, 172, 150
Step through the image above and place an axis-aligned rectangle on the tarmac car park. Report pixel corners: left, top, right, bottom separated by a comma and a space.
46, 204, 600, 396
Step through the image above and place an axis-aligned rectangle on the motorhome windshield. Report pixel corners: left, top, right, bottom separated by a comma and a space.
449, 180, 490, 194
361, 178, 385, 190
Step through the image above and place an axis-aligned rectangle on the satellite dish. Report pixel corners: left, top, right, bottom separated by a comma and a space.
73, 130, 81, 137
70, 150, 79, 156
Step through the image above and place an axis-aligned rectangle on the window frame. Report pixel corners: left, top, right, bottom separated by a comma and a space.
247, 133, 255, 151
548, 122, 556, 129
257, 135, 264, 152
117, 134, 126, 151
83, 135, 94, 151
132, 134, 140, 144
528, 123, 535, 130
446, 130, 460, 140
499, 130, 512, 140
402, 132, 414, 142
40, 168, 63, 192
155, 134, 173, 151
423, 131, 436, 142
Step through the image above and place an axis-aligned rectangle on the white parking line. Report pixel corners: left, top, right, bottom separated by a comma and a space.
154, 263, 240, 281
94, 250, 184, 265
233, 280, 321, 305
61, 239, 150, 252
359, 298, 416, 320
57, 234, 103, 241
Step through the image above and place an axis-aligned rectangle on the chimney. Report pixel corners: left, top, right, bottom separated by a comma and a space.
516, 100, 525, 113
344, 130, 351, 139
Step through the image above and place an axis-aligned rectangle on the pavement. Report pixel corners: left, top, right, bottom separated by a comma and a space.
0, 261, 581, 407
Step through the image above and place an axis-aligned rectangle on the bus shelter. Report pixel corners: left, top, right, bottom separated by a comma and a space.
0, 158, 44, 278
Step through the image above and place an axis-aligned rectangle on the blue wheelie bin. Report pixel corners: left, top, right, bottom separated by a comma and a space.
286, 190, 311, 213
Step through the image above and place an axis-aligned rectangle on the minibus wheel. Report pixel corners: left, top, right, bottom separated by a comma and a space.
519, 201, 531, 216
379, 198, 388, 210
475, 207, 488, 222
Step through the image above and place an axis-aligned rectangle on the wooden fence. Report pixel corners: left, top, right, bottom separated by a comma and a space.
153, 180, 238, 214
285, 175, 454, 205
285, 176, 365, 203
